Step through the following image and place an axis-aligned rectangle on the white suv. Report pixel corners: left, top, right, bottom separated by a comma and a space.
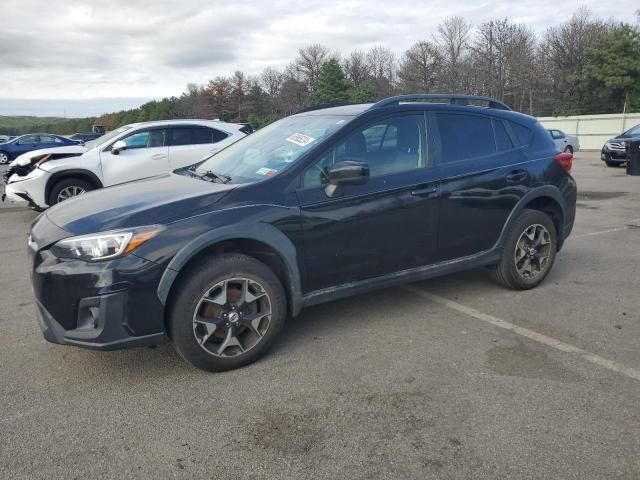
2, 119, 248, 209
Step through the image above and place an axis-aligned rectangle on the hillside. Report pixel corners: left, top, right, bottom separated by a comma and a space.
0, 115, 96, 136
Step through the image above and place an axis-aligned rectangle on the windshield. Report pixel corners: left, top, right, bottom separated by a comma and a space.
85, 126, 133, 149
623, 124, 640, 137
194, 115, 351, 183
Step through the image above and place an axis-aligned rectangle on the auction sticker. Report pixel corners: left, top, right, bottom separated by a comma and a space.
286, 133, 315, 147
256, 167, 278, 176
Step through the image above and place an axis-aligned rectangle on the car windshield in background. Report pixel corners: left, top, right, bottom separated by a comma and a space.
85, 126, 132, 149
195, 115, 350, 183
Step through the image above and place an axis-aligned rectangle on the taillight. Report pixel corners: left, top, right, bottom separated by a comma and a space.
554, 152, 573, 172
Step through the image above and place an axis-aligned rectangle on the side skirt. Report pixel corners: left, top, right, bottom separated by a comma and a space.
301, 249, 501, 308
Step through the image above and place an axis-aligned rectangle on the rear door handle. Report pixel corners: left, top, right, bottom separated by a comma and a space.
411, 185, 439, 198
506, 172, 528, 183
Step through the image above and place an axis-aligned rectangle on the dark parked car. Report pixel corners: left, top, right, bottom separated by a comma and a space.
0, 134, 81, 164
68, 132, 102, 143
601, 123, 640, 167
28, 94, 577, 372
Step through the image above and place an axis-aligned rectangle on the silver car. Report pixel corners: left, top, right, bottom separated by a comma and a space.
548, 129, 580, 153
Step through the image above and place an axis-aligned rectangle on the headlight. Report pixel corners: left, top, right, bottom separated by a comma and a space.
50, 225, 164, 261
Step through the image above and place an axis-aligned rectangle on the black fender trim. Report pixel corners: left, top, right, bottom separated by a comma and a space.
496, 185, 567, 248
157, 223, 303, 316
45, 169, 103, 204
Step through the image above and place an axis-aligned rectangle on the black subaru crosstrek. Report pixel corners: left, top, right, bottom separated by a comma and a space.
28, 94, 577, 372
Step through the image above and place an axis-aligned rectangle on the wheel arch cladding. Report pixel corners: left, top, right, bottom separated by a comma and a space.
157, 223, 303, 317
46, 170, 103, 201
511, 187, 566, 249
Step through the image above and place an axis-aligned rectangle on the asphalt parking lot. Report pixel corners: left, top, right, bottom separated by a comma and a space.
1, 152, 639, 479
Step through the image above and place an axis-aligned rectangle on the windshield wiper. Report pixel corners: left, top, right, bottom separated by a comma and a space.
199, 170, 232, 184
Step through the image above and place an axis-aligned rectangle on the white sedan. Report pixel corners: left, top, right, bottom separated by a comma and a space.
2, 119, 248, 210
547, 129, 580, 154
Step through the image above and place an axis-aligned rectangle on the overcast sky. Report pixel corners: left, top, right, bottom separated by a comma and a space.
0, 0, 636, 116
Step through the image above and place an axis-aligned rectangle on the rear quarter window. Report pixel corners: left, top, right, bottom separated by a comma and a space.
508, 121, 533, 146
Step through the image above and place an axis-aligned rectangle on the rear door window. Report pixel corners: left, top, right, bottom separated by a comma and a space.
169, 127, 213, 146
436, 113, 495, 163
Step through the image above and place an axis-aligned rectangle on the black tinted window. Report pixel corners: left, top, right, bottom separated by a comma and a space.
494, 120, 513, 152
437, 113, 495, 162
169, 127, 213, 146
509, 122, 533, 146
303, 114, 426, 187
212, 129, 229, 143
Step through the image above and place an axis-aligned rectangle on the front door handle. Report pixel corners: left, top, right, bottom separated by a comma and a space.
151, 153, 166, 160
506, 172, 528, 183
411, 185, 439, 198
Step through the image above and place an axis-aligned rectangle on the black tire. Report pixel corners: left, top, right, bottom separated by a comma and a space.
48, 177, 95, 206
605, 160, 621, 168
490, 209, 557, 290
169, 253, 286, 372
0, 151, 9, 165
563, 145, 573, 154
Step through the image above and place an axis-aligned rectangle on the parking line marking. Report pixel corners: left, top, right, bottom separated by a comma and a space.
572, 219, 640, 239
406, 286, 640, 382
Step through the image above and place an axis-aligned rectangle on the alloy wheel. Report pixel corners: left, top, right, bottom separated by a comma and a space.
0, 153, 8, 164
56, 185, 86, 203
192, 277, 272, 357
514, 224, 551, 279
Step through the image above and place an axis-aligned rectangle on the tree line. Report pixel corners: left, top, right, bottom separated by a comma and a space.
2, 7, 639, 136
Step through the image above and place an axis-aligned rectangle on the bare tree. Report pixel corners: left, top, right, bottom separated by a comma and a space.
434, 16, 471, 91
470, 18, 519, 101
398, 41, 442, 93
295, 44, 331, 91
343, 50, 370, 88
542, 7, 610, 97
366, 46, 396, 98
260, 66, 284, 97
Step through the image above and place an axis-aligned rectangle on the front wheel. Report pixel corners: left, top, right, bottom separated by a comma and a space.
0, 151, 9, 164
490, 209, 557, 290
605, 160, 621, 168
169, 254, 286, 372
48, 177, 94, 206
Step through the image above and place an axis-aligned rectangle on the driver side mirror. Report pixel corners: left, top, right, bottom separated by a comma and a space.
324, 160, 369, 197
111, 140, 127, 155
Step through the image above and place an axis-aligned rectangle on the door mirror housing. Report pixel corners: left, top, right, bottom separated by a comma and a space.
111, 140, 127, 155
324, 160, 369, 197
327, 160, 369, 185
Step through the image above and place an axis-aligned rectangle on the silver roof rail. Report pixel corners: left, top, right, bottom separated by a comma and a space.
370, 94, 511, 111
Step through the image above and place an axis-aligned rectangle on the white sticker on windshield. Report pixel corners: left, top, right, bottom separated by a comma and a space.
256, 167, 278, 177
286, 133, 315, 147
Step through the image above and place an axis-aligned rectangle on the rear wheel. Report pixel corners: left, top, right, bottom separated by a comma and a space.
48, 177, 94, 206
0, 151, 9, 164
563, 145, 573, 153
169, 254, 286, 372
490, 209, 557, 290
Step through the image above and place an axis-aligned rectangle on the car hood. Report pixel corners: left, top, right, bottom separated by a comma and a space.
45, 173, 236, 235
10, 145, 88, 167
610, 134, 640, 142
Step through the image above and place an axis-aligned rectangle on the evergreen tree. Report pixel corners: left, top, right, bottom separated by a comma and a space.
581, 24, 640, 113
309, 59, 351, 104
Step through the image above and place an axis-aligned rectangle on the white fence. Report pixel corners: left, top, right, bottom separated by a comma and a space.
538, 113, 640, 150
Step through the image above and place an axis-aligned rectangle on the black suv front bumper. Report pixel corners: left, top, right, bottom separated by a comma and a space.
29, 216, 168, 350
